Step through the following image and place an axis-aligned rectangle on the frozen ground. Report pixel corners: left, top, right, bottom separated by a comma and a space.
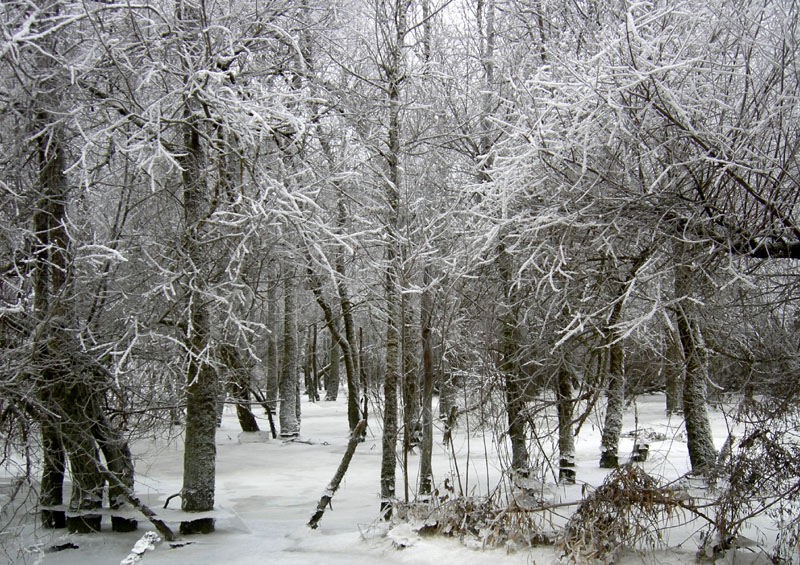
1, 394, 781, 564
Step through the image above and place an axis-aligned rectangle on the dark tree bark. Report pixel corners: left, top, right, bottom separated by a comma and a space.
266, 270, 280, 414
378, 0, 411, 519
498, 236, 528, 474
220, 344, 260, 433
177, 0, 217, 533
325, 330, 340, 401
665, 324, 684, 415
419, 267, 435, 496
557, 366, 576, 484
280, 268, 300, 438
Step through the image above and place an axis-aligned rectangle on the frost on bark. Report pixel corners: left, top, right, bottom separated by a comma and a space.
600, 300, 625, 469
31, 106, 133, 532
177, 0, 217, 530
599, 342, 625, 468
378, 0, 411, 519
557, 366, 576, 484
280, 269, 300, 438
675, 262, 717, 473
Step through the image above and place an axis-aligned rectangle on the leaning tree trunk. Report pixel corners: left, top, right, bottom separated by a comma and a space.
91, 408, 137, 532
280, 268, 300, 438
220, 344, 260, 433
335, 199, 362, 435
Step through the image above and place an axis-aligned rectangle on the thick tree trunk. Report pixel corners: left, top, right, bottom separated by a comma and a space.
498, 237, 528, 474
64, 422, 104, 533
32, 108, 69, 530
675, 262, 717, 473
678, 314, 717, 472
599, 342, 624, 468
280, 269, 300, 438
177, 9, 217, 529
665, 324, 684, 415
557, 366, 576, 484
39, 421, 66, 529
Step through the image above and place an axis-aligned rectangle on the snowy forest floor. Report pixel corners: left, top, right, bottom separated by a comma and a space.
2, 393, 785, 564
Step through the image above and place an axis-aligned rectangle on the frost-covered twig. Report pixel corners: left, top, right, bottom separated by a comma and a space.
120, 532, 161, 565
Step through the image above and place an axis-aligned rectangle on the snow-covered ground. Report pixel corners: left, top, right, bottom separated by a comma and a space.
2, 394, 781, 564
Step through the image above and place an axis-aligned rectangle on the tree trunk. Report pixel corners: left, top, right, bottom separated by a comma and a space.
304, 325, 318, 401
177, 3, 217, 530
379, 0, 411, 519
32, 107, 69, 530
220, 344, 260, 433
438, 369, 455, 424
402, 291, 421, 454
600, 299, 625, 469
266, 271, 280, 414
335, 199, 362, 436
419, 267, 435, 496
382, 274, 401, 517
325, 330, 340, 401
675, 262, 717, 473
498, 236, 528, 474
557, 366, 576, 484
39, 421, 66, 529
280, 269, 300, 438
92, 410, 138, 532
665, 323, 684, 415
